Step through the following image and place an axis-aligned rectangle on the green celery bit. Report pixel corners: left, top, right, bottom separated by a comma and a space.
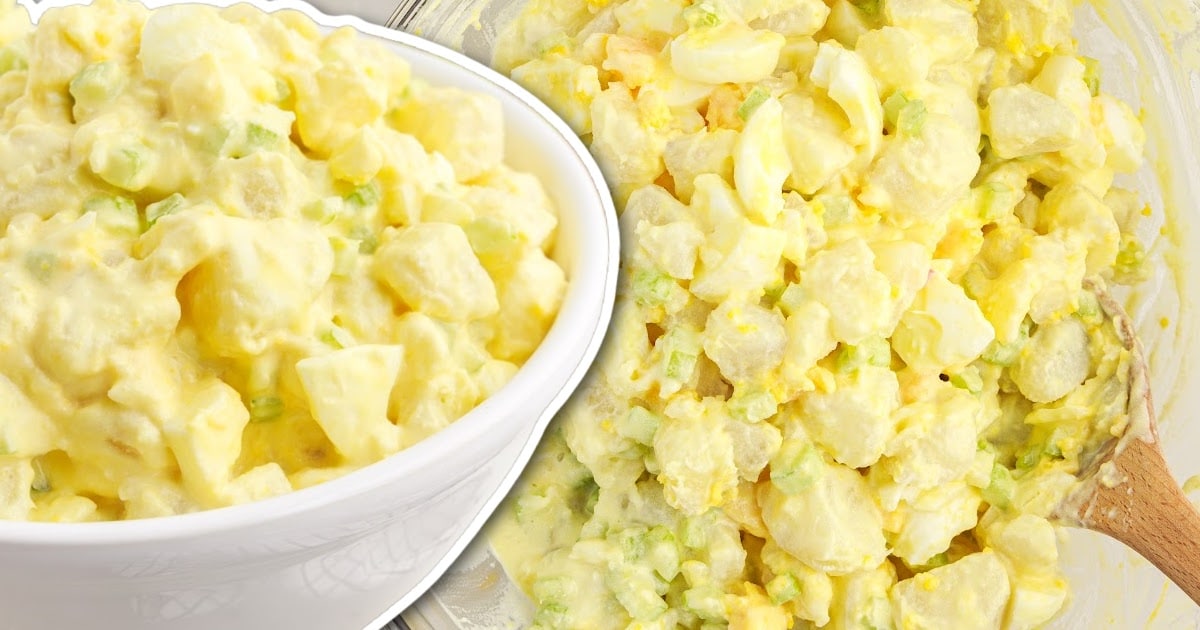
344, 181, 382, 208
737, 86, 770, 121
84, 194, 139, 235
898, 98, 927, 136
465, 217, 519, 255
977, 181, 1013, 222
948, 366, 983, 394
348, 224, 380, 254
30, 460, 50, 493
249, 396, 285, 423
922, 552, 950, 569
883, 91, 910, 130
766, 574, 800, 605
771, 440, 823, 494
1082, 56, 1101, 97
145, 193, 185, 228
532, 602, 569, 627
319, 325, 355, 349
982, 319, 1031, 366
682, 586, 725, 621
583, 482, 601, 515
531, 576, 572, 604
614, 526, 649, 562
776, 283, 807, 317
645, 527, 680, 581
618, 406, 661, 445
69, 60, 123, 108
1114, 235, 1149, 283
246, 122, 280, 149
835, 336, 891, 372
682, 3, 722, 28
982, 462, 1016, 508
0, 46, 26, 76
815, 193, 853, 226
1075, 290, 1103, 325
24, 251, 56, 284
666, 350, 697, 380
274, 77, 292, 103
680, 513, 710, 549
851, 0, 881, 15
631, 268, 679, 308
302, 197, 341, 224
607, 565, 669, 621
729, 388, 777, 422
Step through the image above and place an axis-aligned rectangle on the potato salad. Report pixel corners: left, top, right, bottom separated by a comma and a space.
489, 0, 1152, 628
0, 0, 566, 521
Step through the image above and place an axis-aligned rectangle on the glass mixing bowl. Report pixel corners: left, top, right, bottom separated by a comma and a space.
304, 0, 1200, 627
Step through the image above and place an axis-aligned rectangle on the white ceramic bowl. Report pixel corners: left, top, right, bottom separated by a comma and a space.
385, 0, 1200, 627
0, 2, 619, 629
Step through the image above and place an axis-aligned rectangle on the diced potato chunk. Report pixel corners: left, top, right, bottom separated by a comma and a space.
373, 223, 499, 322
296, 345, 405, 463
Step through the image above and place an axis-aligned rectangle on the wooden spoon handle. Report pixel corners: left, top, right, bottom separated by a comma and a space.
1069, 436, 1200, 605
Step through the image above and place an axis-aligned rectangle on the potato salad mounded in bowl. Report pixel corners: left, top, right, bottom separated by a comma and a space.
0, 0, 567, 522
485, 0, 1154, 628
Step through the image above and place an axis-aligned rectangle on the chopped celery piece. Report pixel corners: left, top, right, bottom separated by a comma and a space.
319, 325, 355, 349
0, 46, 26, 76
248, 396, 284, 423
30, 460, 50, 493
681, 513, 710, 549
835, 336, 891, 372
69, 61, 124, 109
1075, 290, 1103, 325
899, 100, 927, 136
532, 576, 573, 604
661, 328, 701, 381
645, 527, 680, 581
766, 574, 800, 605
631, 268, 682, 309
948, 366, 983, 394
729, 388, 777, 422
246, 122, 280, 149
533, 602, 569, 627
145, 193, 185, 228
1113, 235, 1149, 284
771, 439, 823, 494
465, 217, 519, 255
682, 3, 722, 28
607, 565, 669, 621
274, 77, 292, 103
814, 193, 853, 226
84, 194, 139, 235
961, 262, 990, 300
348, 224, 379, 254
851, 0, 882, 15
982, 462, 1016, 508
976, 181, 1014, 222
682, 586, 725, 621
344, 181, 381, 208
1082, 56, 1101, 97
329, 236, 360, 277
737, 86, 770, 121
982, 318, 1031, 366
776, 283, 807, 317
614, 526, 649, 562
302, 197, 341, 224
24, 251, 56, 283
583, 482, 601, 515
883, 91, 910, 129
922, 552, 950, 569
617, 406, 661, 445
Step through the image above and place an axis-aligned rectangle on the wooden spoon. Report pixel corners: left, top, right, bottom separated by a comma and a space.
1052, 281, 1200, 606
